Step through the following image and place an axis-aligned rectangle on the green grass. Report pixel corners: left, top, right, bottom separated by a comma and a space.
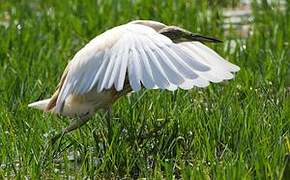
0, 0, 289, 179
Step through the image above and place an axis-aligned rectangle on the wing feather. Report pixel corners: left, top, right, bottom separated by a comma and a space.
96, 49, 111, 92
89, 48, 110, 91
184, 42, 240, 72
160, 45, 199, 79
179, 44, 232, 81
146, 37, 185, 85
99, 49, 118, 91
128, 47, 142, 91
134, 36, 156, 89
115, 38, 130, 91
141, 37, 170, 89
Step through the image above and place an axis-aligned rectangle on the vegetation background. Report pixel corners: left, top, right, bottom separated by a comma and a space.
0, 0, 289, 179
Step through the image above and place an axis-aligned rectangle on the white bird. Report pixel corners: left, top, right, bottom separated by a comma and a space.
28, 20, 240, 138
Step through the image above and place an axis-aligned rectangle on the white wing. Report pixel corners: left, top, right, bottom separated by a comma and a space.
55, 23, 239, 113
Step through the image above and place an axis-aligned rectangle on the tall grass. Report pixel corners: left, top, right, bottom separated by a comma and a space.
0, 0, 289, 178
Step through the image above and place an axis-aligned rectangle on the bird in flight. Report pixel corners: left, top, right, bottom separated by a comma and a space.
28, 20, 240, 140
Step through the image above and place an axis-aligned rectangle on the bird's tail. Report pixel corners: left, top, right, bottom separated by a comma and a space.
28, 98, 51, 111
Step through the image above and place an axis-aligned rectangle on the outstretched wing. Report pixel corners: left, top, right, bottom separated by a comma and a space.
55, 23, 239, 113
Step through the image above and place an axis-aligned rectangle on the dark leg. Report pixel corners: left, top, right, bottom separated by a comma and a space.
51, 112, 91, 144
63, 112, 91, 133
105, 107, 113, 143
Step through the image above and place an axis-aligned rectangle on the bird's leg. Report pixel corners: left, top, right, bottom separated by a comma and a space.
63, 112, 91, 133
51, 112, 91, 144
104, 107, 113, 143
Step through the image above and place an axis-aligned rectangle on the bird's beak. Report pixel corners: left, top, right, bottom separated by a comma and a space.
159, 26, 223, 43
186, 34, 223, 43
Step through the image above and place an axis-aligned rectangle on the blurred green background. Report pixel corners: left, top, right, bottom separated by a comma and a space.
0, 0, 289, 179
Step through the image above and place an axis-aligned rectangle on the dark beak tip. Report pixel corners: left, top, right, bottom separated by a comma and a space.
207, 36, 223, 43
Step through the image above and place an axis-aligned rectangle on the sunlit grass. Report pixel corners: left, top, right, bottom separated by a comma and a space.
0, 0, 289, 179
